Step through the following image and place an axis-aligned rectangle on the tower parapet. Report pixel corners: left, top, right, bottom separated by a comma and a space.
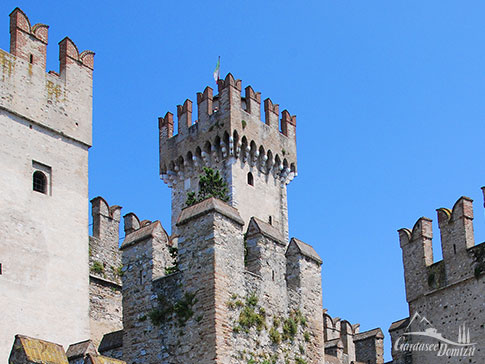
399, 190, 485, 302
159, 73, 297, 238
1, 7, 95, 147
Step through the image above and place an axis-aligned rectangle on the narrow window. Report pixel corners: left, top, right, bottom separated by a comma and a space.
29, 54, 33, 64
139, 270, 143, 285
33, 171, 47, 194
247, 172, 254, 186
272, 270, 275, 281
268, 216, 273, 225
0, 263, 2, 275
453, 244, 457, 254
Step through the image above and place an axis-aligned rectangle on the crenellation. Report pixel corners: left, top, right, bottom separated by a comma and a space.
392, 188, 485, 363
122, 212, 140, 235
158, 111, 174, 140
91, 196, 122, 245
1, 8, 393, 362
399, 217, 433, 303
263, 97, 279, 129
0, 9, 94, 147
196, 86, 213, 123
9, 8, 48, 70
400, 193, 484, 304
437, 196, 475, 285
244, 85, 261, 118
159, 73, 297, 237
177, 99, 192, 134
281, 109, 296, 139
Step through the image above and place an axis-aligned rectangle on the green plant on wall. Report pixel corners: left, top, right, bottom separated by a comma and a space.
149, 292, 198, 327
186, 167, 229, 207
91, 260, 104, 275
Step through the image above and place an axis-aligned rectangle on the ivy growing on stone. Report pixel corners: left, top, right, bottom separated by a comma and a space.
185, 167, 229, 207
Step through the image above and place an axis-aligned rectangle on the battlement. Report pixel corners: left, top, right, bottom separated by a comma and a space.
399, 188, 485, 302
159, 73, 297, 187
1, 7, 95, 146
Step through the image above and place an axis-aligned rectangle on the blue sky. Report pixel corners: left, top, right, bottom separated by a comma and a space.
2, 1, 485, 361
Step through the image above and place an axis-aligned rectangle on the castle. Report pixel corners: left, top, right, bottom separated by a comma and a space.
0, 8, 483, 364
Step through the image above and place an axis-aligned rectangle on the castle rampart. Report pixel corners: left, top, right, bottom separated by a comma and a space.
390, 187, 485, 364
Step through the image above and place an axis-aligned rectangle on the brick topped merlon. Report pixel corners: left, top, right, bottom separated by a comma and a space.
436, 196, 474, 251
177, 99, 192, 134
197, 87, 213, 123
481, 186, 485, 207
245, 86, 261, 118
281, 109, 296, 139
287, 237, 322, 264
217, 72, 242, 93
436, 196, 474, 224
246, 216, 286, 245
264, 98, 279, 128
59, 37, 95, 72
158, 72, 298, 185
398, 217, 433, 247
9, 8, 49, 69
176, 197, 244, 226
158, 112, 174, 139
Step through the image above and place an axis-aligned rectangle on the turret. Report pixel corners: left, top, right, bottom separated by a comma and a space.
159, 73, 297, 239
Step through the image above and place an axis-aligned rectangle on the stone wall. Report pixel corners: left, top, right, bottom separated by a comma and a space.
89, 197, 123, 346
119, 198, 327, 364
392, 191, 485, 363
0, 8, 93, 362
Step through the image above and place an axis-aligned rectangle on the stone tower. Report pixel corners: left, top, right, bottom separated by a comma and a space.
0, 8, 94, 362
159, 73, 297, 239
119, 75, 324, 364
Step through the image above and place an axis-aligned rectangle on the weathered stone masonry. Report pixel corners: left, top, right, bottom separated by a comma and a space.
389, 191, 485, 364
